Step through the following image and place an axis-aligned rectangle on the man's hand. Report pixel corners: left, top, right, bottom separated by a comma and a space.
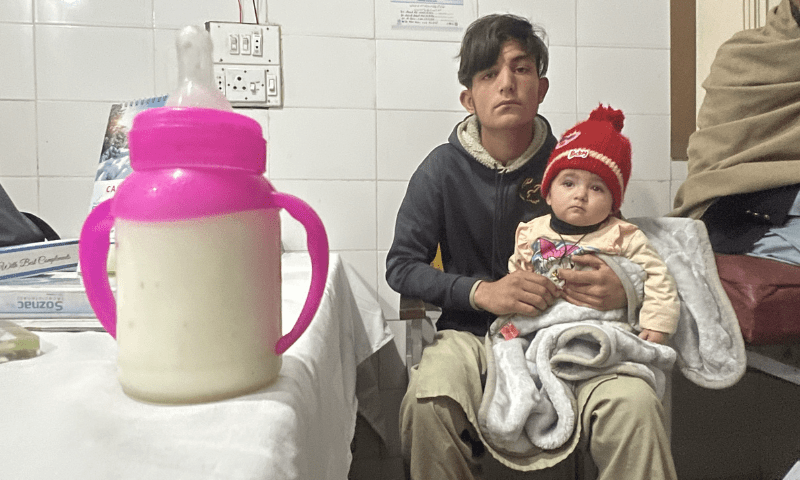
557, 255, 626, 311
473, 270, 560, 316
639, 329, 668, 345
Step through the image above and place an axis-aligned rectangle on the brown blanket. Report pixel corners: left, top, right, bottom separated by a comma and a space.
671, 0, 800, 219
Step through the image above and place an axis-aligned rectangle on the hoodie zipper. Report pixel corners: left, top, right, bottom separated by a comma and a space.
492, 167, 507, 280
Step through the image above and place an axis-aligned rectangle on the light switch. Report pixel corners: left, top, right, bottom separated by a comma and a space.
229, 34, 239, 55
241, 34, 251, 55
267, 74, 277, 96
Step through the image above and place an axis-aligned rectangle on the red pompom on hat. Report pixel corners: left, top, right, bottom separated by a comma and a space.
540, 104, 632, 212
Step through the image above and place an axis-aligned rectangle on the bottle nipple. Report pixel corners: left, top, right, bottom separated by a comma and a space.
166, 25, 233, 111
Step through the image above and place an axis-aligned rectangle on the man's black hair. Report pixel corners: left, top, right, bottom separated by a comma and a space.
457, 14, 549, 89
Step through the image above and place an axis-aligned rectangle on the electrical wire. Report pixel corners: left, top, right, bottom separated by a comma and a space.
237, 0, 243, 23
252, 0, 259, 23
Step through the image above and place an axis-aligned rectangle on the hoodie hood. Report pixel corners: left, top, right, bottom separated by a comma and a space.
456, 114, 550, 173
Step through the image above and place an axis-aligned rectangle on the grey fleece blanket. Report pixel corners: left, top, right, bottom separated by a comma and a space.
477, 217, 746, 455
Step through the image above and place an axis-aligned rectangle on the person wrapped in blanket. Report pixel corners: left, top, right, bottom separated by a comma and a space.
506, 105, 679, 346
670, 0, 800, 266
475, 105, 681, 457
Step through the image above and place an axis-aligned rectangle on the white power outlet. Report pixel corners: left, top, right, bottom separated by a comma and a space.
214, 70, 226, 96
213, 64, 280, 107
223, 67, 266, 103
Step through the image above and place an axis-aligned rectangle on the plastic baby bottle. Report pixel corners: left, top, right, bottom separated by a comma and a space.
79, 26, 329, 404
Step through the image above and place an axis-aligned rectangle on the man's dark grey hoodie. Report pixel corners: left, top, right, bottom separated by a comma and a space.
386, 114, 558, 337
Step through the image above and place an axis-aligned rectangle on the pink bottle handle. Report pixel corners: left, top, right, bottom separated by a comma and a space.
79, 199, 118, 338
272, 192, 329, 355
79, 194, 329, 355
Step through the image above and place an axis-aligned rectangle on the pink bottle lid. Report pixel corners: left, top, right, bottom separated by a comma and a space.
112, 107, 274, 222
129, 107, 265, 173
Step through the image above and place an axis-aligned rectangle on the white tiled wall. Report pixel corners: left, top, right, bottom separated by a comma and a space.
0, 0, 680, 337
2, 1, 679, 477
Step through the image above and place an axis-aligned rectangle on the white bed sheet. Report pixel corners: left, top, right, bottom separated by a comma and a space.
0, 252, 393, 480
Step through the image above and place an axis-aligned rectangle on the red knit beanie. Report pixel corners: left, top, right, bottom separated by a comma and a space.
540, 104, 632, 212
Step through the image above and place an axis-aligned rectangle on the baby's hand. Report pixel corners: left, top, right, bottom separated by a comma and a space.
638, 329, 668, 345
